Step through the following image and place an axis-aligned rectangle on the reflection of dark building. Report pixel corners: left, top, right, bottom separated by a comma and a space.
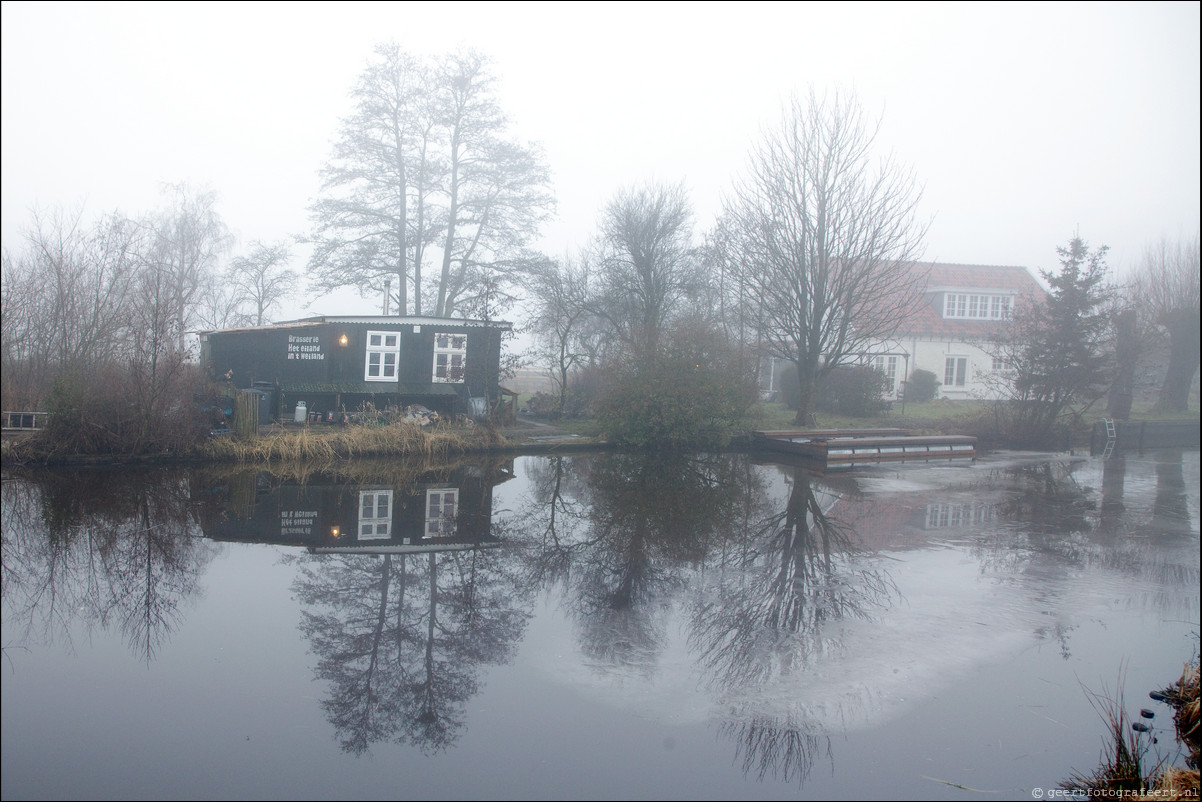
197, 462, 514, 553
199, 315, 511, 420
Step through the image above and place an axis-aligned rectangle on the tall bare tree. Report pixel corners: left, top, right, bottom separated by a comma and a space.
307, 43, 426, 315
1132, 233, 1199, 412
146, 183, 232, 350
227, 240, 297, 326
722, 89, 928, 424
526, 252, 598, 415
307, 44, 553, 319
431, 51, 554, 317
592, 181, 699, 365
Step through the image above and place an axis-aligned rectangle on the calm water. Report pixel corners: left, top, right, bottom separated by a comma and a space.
2, 449, 1198, 801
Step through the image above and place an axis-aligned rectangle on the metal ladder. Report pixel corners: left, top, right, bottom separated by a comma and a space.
1101, 418, 1117, 458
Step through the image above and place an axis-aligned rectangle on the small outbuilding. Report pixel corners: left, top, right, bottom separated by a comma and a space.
199, 315, 512, 423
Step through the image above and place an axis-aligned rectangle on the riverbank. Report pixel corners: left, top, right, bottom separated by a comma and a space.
0, 416, 603, 468
3, 406, 1198, 468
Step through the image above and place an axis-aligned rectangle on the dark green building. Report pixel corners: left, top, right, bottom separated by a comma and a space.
199, 315, 511, 422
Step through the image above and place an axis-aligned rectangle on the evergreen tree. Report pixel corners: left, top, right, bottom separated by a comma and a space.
1001, 236, 1114, 441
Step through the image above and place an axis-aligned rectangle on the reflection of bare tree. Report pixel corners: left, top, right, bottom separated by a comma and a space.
289, 534, 530, 756
717, 714, 833, 785
681, 466, 896, 785
518, 456, 594, 587
2, 469, 217, 662
690, 467, 895, 691
526, 453, 752, 677
971, 454, 1199, 657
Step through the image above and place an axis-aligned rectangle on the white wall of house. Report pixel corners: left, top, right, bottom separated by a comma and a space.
911, 338, 1008, 400
869, 337, 1010, 401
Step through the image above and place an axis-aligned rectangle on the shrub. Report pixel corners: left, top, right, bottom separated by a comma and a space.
564, 364, 608, 418
814, 365, 891, 417
20, 363, 211, 460
906, 368, 940, 404
525, 391, 561, 419
597, 327, 759, 449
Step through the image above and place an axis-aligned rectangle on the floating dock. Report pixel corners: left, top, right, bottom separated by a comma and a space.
753, 429, 976, 464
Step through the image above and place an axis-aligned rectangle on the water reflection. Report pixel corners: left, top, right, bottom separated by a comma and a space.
2, 468, 219, 662
197, 458, 530, 756
2, 450, 1197, 793
689, 465, 896, 783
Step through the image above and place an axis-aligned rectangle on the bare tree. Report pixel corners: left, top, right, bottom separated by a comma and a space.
227, 240, 296, 326
146, 183, 232, 349
308, 43, 426, 315
592, 181, 699, 365
307, 44, 553, 319
1, 206, 140, 409
722, 89, 928, 424
526, 252, 596, 415
1132, 233, 1199, 412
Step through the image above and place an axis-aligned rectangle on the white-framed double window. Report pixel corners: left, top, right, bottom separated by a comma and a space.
873, 355, 898, 385
425, 488, 458, 537
433, 333, 467, 383
944, 357, 968, 388
358, 490, 393, 540
365, 331, 401, 381
943, 293, 1012, 320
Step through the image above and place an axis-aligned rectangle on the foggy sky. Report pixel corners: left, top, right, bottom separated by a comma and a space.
2, 1, 1198, 317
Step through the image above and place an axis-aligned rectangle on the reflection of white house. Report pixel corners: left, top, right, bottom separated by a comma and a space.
867, 263, 1045, 400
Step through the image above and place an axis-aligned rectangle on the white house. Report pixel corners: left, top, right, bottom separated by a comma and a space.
865, 262, 1045, 401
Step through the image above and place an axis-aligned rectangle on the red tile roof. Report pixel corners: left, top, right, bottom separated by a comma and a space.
893, 262, 1045, 339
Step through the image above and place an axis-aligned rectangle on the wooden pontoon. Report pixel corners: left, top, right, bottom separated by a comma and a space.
753, 429, 976, 464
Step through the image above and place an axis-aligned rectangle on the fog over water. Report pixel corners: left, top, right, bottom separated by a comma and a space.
2, 449, 1197, 799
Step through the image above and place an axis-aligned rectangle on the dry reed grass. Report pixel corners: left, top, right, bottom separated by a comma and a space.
1062, 659, 1201, 801
201, 420, 507, 466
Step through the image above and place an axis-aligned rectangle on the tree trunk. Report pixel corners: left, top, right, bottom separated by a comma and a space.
1156, 309, 1200, 412
1107, 308, 1137, 420
792, 366, 818, 426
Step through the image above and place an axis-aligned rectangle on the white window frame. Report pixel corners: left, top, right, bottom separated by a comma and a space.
432, 333, 467, 384
944, 356, 968, 388
364, 330, 401, 382
943, 293, 1012, 320
425, 488, 459, 537
873, 355, 898, 385
358, 490, 393, 540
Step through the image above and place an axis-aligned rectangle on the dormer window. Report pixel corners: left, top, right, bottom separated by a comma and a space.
943, 293, 1011, 320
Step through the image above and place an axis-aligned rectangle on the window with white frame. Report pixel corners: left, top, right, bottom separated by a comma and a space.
944, 357, 968, 388
873, 355, 898, 385
942, 293, 1012, 320
425, 488, 458, 537
991, 356, 1011, 371
364, 331, 401, 381
358, 490, 393, 540
433, 333, 467, 383
924, 501, 996, 529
